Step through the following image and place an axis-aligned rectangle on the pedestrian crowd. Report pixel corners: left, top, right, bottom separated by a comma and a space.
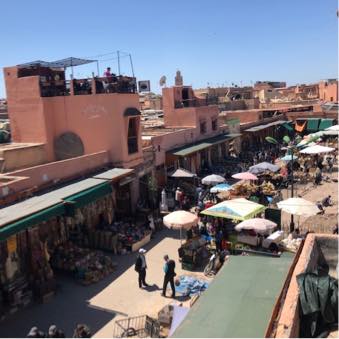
27, 324, 91, 338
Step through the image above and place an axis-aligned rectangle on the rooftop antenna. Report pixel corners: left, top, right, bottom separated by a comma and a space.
159, 75, 167, 88
129, 54, 135, 77
117, 50, 121, 75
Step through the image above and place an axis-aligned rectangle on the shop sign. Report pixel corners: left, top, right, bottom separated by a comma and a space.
7, 235, 17, 254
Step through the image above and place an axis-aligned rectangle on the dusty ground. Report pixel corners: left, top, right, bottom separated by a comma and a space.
0, 229, 210, 338
279, 169, 338, 234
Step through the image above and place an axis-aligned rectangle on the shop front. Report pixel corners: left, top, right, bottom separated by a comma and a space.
0, 168, 152, 317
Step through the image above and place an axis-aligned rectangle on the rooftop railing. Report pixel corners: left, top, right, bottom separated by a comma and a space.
174, 96, 219, 108
40, 76, 137, 97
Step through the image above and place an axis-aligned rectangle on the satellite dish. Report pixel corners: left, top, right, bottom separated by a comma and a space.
159, 75, 167, 87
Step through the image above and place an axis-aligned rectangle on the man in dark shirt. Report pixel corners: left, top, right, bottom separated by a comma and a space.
162, 255, 176, 298
135, 248, 150, 288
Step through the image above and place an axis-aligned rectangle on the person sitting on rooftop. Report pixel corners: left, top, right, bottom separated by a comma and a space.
104, 67, 112, 78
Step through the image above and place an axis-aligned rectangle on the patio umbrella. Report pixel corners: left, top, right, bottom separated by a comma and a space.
170, 168, 196, 178
201, 174, 225, 185
300, 145, 335, 154
234, 218, 277, 235
200, 198, 265, 221
280, 154, 298, 162
325, 124, 339, 131
210, 183, 232, 193
297, 140, 317, 148
232, 172, 258, 180
277, 198, 320, 216
163, 210, 198, 244
249, 162, 280, 174
323, 130, 339, 136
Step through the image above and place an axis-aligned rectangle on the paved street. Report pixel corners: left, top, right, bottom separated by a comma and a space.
0, 229, 207, 338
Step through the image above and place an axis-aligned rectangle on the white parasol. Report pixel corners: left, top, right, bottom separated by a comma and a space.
163, 210, 198, 244
201, 174, 225, 185
300, 145, 335, 154
234, 218, 277, 235
277, 198, 320, 216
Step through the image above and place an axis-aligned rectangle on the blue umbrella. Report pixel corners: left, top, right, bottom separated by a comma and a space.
210, 183, 232, 193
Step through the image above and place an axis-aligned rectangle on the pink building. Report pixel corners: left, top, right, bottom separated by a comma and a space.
142, 84, 241, 183
318, 79, 338, 102
1, 59, 147, 208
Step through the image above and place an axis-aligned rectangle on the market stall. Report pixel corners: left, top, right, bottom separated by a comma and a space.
200, 198, 266, 221
50, 242, 116, 285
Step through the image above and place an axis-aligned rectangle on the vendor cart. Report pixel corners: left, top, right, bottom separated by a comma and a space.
113, 315, 160, 338
178, 237, 209, 271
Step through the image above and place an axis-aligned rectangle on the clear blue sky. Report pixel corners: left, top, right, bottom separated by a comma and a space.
0, 0, 337, 97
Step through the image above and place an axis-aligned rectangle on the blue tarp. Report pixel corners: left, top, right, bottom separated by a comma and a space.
175, 276, 209, 296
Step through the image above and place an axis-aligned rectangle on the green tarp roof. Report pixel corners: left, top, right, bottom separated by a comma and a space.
306, 118, 320, 132
318, 119, 334, 131
64, 182, 112, 214
0, 203, 65, 241
172, 253, 294, 338
171, 133, 241, 157
244, 120, 287, 133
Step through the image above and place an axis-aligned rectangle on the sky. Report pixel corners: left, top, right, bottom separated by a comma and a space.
0, 0, 338, 97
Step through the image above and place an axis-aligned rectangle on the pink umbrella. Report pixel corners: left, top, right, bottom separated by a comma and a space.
232, 172, 258, 180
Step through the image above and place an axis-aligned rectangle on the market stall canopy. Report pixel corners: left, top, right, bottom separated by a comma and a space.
318, 119, 334, 131
249, 162, 280, 174
300, 145, 335, 154
297, 139, 317, 147
280, 155, 298, 162
323, 130, 339, 136
201, 198, 265, 221
201, 174, 225, 185
234, 218, 277, 235
18, 57, 97, 69
170, 168, 196, 178
210, 183, 232, 193
277, 198, 320, 216
325, 124, 339, 131
163, 210, 198, 230
232, 172, 258, 180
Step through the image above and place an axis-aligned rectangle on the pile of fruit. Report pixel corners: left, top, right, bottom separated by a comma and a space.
231, 182, 257, 196
261, 181, 275, 196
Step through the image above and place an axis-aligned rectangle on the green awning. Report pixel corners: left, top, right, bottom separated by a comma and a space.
0, 203, 65, 241
64, 182, 112, 214
172, 253, 294, 338
306, 118, 320, 132
172, 142, 211, 157
171, 133, 240, 157
318, 119, 334, 131
282, 122, 293, 132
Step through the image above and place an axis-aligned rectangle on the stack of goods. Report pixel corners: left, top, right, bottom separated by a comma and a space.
50, 242, 116, 285
1, 274, 33, 315
231, 182, 257, 196
91, 222, 152, 254
261, 181, 276, 196
280, 234, 303, 253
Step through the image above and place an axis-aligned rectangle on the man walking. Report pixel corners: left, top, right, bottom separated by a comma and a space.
135, 248, 149, 288
162, 255, 176, 298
